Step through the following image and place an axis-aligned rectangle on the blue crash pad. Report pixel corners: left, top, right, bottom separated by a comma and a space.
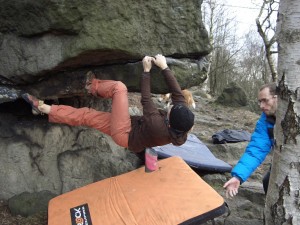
151, 134, 232, 173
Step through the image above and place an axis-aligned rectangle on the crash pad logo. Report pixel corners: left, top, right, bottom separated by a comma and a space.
70, 203, 93, 225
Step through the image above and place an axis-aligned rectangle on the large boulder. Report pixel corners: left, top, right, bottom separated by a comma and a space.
0, 0, 211, 85
216, 82, 248, 107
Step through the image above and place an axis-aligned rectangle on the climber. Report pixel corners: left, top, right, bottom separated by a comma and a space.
22, 54, 195, 153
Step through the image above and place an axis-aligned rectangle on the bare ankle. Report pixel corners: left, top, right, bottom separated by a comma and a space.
38, 104, 51, 114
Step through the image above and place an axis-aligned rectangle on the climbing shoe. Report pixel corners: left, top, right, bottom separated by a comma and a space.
21, 93, 44, 115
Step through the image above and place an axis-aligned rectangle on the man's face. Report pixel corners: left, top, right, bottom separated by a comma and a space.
258, 87, 277, 116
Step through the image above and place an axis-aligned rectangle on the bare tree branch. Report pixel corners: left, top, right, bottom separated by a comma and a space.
256, 0, 278, 82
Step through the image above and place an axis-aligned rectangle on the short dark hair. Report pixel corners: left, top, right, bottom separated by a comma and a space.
260, 83, 278, 95
169, 104, 194, 133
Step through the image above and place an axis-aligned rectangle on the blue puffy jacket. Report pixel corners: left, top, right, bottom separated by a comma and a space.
231, 113, 275, 183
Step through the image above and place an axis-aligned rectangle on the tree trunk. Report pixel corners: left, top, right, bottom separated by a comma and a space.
264, 1, 300, 224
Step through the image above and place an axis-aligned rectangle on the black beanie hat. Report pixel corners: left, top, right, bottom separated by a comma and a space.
169, 104, 195, 133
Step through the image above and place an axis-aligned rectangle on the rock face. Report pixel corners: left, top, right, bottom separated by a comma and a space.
0, 0, 210, 86
0, 111, 141, 200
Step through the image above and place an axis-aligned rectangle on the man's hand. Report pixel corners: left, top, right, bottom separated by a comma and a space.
142, 56, 155, 72
223, 177, 241, 198
152, 54, 168, 70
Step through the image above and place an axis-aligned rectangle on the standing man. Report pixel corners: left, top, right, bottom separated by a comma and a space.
224, 83, 277, 197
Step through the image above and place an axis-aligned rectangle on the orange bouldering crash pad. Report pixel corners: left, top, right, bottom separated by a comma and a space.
48, 156, 226, 225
